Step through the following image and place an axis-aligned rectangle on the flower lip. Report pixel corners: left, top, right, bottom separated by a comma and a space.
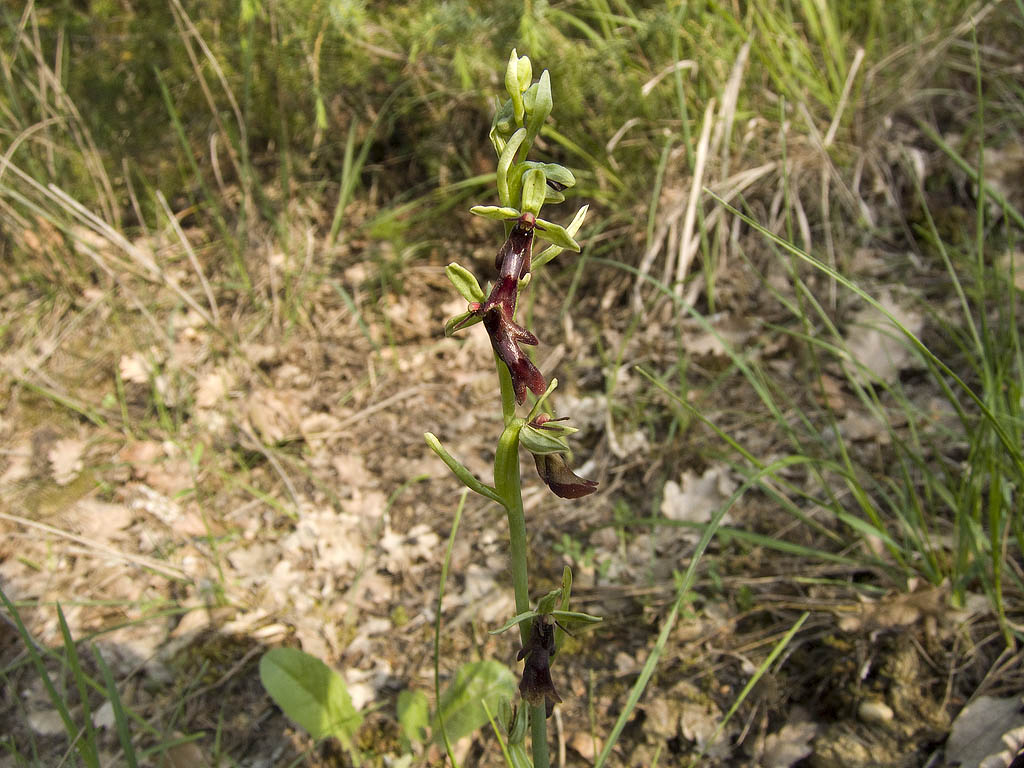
517, 615, 561, 716
483, 306, 545, 404
533, 452, 598, 499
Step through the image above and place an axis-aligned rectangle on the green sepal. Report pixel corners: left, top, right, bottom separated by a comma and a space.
516, 55, 533, 94
535, 218, 581, 252
489, 123, 506, 157
488, 610, 537, 635
559, 566, 572, 611
534, 205, 588, 269
525, 377, 559, 423
522, 161, 576, 190
469, 205, 521, 221
520, 168, 547, 218
493, 98, 515, 137
530, 419, 578, 439
545, 188, 566, 204
444, 311, 482, 337
520, 423, 570, 455
445, 262, 485, 302
505, 49, 525, 125
555, 566, 573, 650
525, 70, 552, 142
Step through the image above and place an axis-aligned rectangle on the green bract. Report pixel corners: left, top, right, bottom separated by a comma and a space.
506, 49, 525, 125
445, 262, 485, 303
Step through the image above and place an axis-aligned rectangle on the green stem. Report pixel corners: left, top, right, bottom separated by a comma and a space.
494, 418, 530, 625
496, 353, 517, 426
492, 364, 549, 768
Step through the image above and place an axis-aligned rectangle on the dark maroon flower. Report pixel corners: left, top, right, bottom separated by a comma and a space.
477, 213, 546, 404
517, 615, 561, 716
532, 452, 598, 499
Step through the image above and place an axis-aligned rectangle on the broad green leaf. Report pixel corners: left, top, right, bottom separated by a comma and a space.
259, 648, 363, 744
436, 660, 516, 744
397, 689, 429, 749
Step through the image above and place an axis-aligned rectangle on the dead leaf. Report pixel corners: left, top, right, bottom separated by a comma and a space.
48, 438, 85, 485
946, 696, 1024, 768
73, 498, 134, 540
568, 731, 602, 761
762, 719, 817, 768
1, 444, 32, 485
660, 466, 736, 534
837, 584, 947, 632
159, 736, 211, 768
119, 351, 151, 384
844, 290, 924, 384
643, 697, 678, 740
195, 369, 230, 409
246, 389, 302, 443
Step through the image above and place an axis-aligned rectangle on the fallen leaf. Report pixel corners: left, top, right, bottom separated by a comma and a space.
762, 719, 817, 768
48, 438, 85, 485
246, 389, 303, 443
195, 369, 230, 408
568, 731, 602, 761
844, 290, 924, 384
660, 466, 736, 534
946, 696, 1024, 768
119, 351, 151, 384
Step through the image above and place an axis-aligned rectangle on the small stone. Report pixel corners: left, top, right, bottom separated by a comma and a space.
858, 699, 894, 726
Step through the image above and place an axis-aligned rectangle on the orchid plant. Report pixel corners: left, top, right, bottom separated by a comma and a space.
425, 50, 602, 767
